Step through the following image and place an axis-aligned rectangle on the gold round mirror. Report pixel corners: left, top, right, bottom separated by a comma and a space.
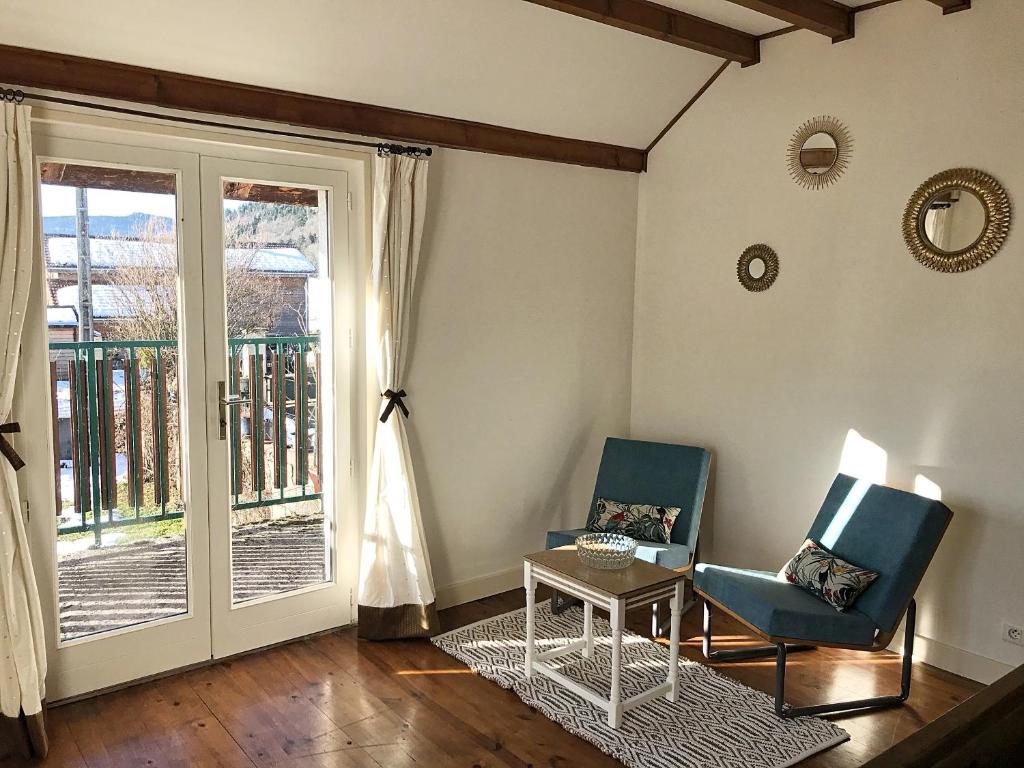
788, 116, 852, 190
903, 169, 1011, 272
738, 244, 779, 292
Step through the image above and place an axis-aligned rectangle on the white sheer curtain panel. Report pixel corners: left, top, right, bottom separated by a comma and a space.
356, 152, 439, 639
0, 102, 48, 758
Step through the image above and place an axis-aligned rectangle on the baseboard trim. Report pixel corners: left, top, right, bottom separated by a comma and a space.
436, 566, 522, 610
891, 632, 1015, 685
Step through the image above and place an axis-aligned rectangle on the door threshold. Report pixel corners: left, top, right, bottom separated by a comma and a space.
49, 620, 357, 708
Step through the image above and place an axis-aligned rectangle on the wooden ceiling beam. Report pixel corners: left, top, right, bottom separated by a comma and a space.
40, 163, 320, 205
723, 0, 854, 41
522, 0, 760, 66
39, 162, 176, 195
926, 0, 971, 14
222, 182, 320, 206
0, 44, 646, 173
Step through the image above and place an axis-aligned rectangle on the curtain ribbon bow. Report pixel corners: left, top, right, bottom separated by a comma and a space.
0, 422, 25, 471
380, 389, 409, 423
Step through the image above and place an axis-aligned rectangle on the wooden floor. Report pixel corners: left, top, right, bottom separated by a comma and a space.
6, 588, 981, 767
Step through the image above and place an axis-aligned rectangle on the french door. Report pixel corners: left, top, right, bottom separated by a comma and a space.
200, 156, 353, 658
24, 134, 356, 701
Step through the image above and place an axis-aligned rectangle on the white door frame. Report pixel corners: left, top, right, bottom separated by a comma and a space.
199, 155, 357, 658
17, 116, 368, 702
20, 136, 212, 702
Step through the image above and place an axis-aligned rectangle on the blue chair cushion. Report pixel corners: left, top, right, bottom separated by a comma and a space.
546, 529, 692, 570
587, 438, 711, 552
694, 563, 878, 647
807, 475, 952, 634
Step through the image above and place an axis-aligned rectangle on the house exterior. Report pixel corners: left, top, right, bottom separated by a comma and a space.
45, 233, 318, 463
44, 234, 317, 338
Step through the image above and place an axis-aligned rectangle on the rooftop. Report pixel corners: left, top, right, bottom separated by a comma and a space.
47, 305, 79, 327
45, 236, 316, 275
54, 285, 166, 320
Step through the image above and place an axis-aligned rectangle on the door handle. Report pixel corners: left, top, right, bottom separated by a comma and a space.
218, 380, 247, 440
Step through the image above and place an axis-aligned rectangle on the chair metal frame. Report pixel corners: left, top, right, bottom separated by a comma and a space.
699, 592, 917, 718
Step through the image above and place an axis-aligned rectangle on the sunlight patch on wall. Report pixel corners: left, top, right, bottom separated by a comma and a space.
914, 474, 942, 500
837, 429, 888, 485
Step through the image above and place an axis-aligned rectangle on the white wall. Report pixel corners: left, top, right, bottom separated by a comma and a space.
412, 150, 637, 603
0, 0, 722, 147
633, 0, 1024, 682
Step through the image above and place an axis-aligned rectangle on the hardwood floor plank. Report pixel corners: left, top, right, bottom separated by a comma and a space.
185, 658, 350, 766
274, 746, 383, 768
33, 709, 88, 768
10, 588, 982, 768
309, 635, 520, 766
347, 657, 523, 766
275, 641, 392, 730
244, 630, 511, 767
54, 677, 255, 768
359, 637, 621, 768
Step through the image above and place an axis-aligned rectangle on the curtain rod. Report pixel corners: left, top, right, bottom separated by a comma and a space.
0, 86, 433, 158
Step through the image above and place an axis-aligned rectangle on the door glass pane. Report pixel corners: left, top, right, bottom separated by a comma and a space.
39, 163, 188, 642
220, 181, 332, 603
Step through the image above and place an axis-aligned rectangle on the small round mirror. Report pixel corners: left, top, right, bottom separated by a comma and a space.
921, 188, 987, 253
799, 132, 838, 175
788, 116, 852, 190
737, 244, 779, 292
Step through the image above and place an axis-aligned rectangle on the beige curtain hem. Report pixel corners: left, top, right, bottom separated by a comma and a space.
1, 707, 47, 760
357, 602, 440, 640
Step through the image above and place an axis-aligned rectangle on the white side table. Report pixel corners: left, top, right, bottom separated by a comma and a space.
523, 546, 686, 728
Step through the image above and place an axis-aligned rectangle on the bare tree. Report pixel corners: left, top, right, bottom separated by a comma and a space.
103, 218, 292, 341
98, 219, 302, 510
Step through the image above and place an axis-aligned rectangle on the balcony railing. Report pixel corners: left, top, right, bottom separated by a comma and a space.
49, 336, 323, 544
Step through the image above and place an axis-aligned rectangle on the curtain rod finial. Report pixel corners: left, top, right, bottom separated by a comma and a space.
377, 143, 432, 159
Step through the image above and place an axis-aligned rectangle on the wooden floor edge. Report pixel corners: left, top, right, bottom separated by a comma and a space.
46, 622, 356, 708
860, 662, 1024, 767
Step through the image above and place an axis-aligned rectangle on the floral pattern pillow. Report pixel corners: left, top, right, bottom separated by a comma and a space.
587, 497, 681, 544
781, 539, 879, 612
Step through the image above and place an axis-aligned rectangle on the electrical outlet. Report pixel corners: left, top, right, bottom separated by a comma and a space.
1003, 622, 1024, 647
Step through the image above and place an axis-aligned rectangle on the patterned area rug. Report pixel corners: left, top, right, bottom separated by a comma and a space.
433, 604, 848, 768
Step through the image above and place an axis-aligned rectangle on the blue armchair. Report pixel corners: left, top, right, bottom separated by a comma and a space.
695, 474, 953, 718
546, 437, 712, 623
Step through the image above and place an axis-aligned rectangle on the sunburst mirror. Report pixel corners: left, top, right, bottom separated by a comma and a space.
902, 168, 1012, 273
787, 116, 852, 190
737, 244, 779, 292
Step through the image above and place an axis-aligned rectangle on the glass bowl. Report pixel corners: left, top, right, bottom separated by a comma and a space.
576, 533, 637, 570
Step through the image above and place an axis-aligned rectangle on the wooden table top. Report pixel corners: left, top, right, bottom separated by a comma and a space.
524, 546, 685, 599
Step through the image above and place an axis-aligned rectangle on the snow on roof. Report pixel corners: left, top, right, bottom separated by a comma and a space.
45, 236, 316, 275
224, 247, 317, 275
54, 285, 165, 320
47, 305, 79, 327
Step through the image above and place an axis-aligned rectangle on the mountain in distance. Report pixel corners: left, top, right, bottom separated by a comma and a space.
43, 205, 318, 260
43, 212, 174, 237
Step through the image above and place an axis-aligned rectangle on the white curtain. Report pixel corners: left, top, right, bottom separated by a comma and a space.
357, 152, 438, 639
0, 103, 48, 756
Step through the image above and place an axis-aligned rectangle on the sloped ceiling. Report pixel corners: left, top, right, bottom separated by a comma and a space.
3, 0, 878, 148
657, 0, 882, 35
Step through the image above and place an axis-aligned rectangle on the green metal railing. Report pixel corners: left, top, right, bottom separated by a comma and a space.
50, 336, 322, 545
227, 335, 323, 512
